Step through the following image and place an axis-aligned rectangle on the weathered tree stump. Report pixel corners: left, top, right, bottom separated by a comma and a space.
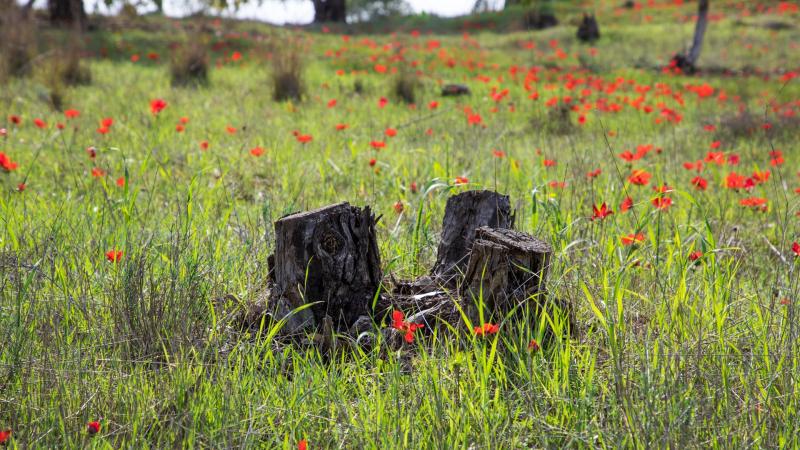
271, 202, 382, 334
432, 190, 514, 281
460, 227, 552, 319
441, 84, 471, 97
577, 13, 600, 42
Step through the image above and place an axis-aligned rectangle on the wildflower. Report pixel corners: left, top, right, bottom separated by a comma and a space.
591, 202, 613, 221
298, 439, 308, 450
385, 128, 397, 137
105, 250, 122, 263
327, 99, 337, 108
368, 158, 376, 167
34, 118, 47, 129
467, 113, 482, 125
17, 183, 25, 192
200, 141, 209, 151
296, 134, 313, 144
527, 339, 540, 352
64, 109, 80, 119
250, 147, 265, 157
0, 430, 11, 444
393, 201, 404, 214
335, 123, 348, 131
86, 147, 96, 159
781, 298, 791, 306
91, 167, 105, 178
391, 310, 424, 343
629, 169, 651, 186
0, 152, 18, 171
792, 242, 800, 257
378, 97, 388, 108
226, 125, 237, 134
726, 172, 747, 190
87, 421, 101, 435
370, 140, 386, 149
179, 117, 189, 124
474, 323, 499, 336
549, 181, 566, 189
620, 197, 633, 213
150, 99, 168, 115
621, 233, 645, 246
689, 250, 703, 261
691, 176, 708, 191
410, 181, 418, 193
543, 159, 556, 167
428, 101, 439, 110
116, 177, 125, 187
769, 150, 784, 166
652, 197, 672, 210
454, 176, 469, 185
231, 51, 242, 61
101, 118, 113, 128
175, 124, 185, 132
587, 168, 601, 178
0, 128, 5, 137
9, 115, 21, 125
739, 197, 768, 211
709, 140, 721, 149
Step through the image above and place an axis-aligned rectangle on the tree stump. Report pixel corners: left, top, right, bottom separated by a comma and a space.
271, 202, 382, 334
460, 227, 552, 320
432, 190, 514, 281
577, 13, 600, 42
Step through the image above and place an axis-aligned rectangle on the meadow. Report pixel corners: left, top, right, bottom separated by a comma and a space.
1, 0, 800, 447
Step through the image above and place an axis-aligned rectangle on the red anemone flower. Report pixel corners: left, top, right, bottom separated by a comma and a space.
621, 233, 645, 246
0, 430, 11, 444
34, 118, 47, 129
64, 109, 80, 119
370, 140, 386, 149
791, 242, 800, 257
105, 250, 123, 263
250, 147, 265, 157
527, 339, 540, 352
87, 421, 101, 435
474, 323, 499, 336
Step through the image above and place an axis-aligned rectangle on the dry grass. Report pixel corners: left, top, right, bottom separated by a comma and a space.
0, 7, 35, 81
170, 40, 209, 88
270, 41, 305, 102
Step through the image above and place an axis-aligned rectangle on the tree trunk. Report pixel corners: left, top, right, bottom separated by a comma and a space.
671, 0, 709, 73
313, 0, 347, 23
576, 13, 600, 42
461, 227, 551, 320
432, 190, 514, 282
271, 202, 381, 334
48, 0, 86, 27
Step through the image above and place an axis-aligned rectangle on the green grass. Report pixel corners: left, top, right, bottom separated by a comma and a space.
1, 0, 800, 448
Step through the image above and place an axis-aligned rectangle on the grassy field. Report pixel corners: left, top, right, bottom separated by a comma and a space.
2, 0, 800, 447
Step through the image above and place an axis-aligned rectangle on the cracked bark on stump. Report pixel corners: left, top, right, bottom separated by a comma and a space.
271, 202, 381, 334
460, 227, 552, 321
431, 190, 514, 283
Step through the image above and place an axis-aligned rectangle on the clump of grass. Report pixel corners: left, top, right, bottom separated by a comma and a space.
170, 41, 209, 88
270, 41, 305, 102
530, 103, 575, 135
392, 70, 419, 104
0, 7, 34, 81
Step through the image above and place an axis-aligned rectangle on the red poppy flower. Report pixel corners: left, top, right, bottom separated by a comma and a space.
410, 181, 418, 193
327, 99, 337, 108
751, 170, 770, 184
226, 125, 237, 134
428, 101, 439, 110
374, 64, 387, 73
335, 123, 348, 131
200, 141, 209, 151
86, 147, 96, 159
691, 176, 708, 191
0, 152, 18, 171
91, 167, 106, 178
792, 242, 800, 257
64, 109, 80, 119
391, 310, 424, 343
0, 430, 11, 444
385, 128, 397, 137
586, 168, 601, 178
131, 54, 140, 62
467, 113, 482, 125
591, 202, 613, 221
621, 233, 645, 246
620, 197, 633, 212
543, 159, 557, 167
101, 117, 113, 128
548, 181, 566, 189
474, 323, 499, 336
147, 52, 159, 60
527, 339, 540, 352
150, 98, 168, 115
769, 150, 784, 166
57, 123, 65, 130
34, 118, 47, 129
739, 197, 768, 211
105, 250, 123, 263
689, 250, 703, 261
116, 177, 125, 187
17, 183, 25, 192
710, 140, 721, 149
231, 51, 242, 61
87, 421, 101, 435
370, 140, 386, 149
454, 176, 469, 185
250, 147, 265, 157
492, 149, 506, 158
296, 134, 313, 144
628, 170, 651, 186
378, 97, 388, 108
175, 124, 185, 132
393, 201, 404, 214
298, 439, 308, 450
368, 158, 376, 167
9, 115, 21, 125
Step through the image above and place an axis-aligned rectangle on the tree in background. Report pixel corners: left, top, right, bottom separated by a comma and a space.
670, 0, 709, 72
48, 0, 86, 26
